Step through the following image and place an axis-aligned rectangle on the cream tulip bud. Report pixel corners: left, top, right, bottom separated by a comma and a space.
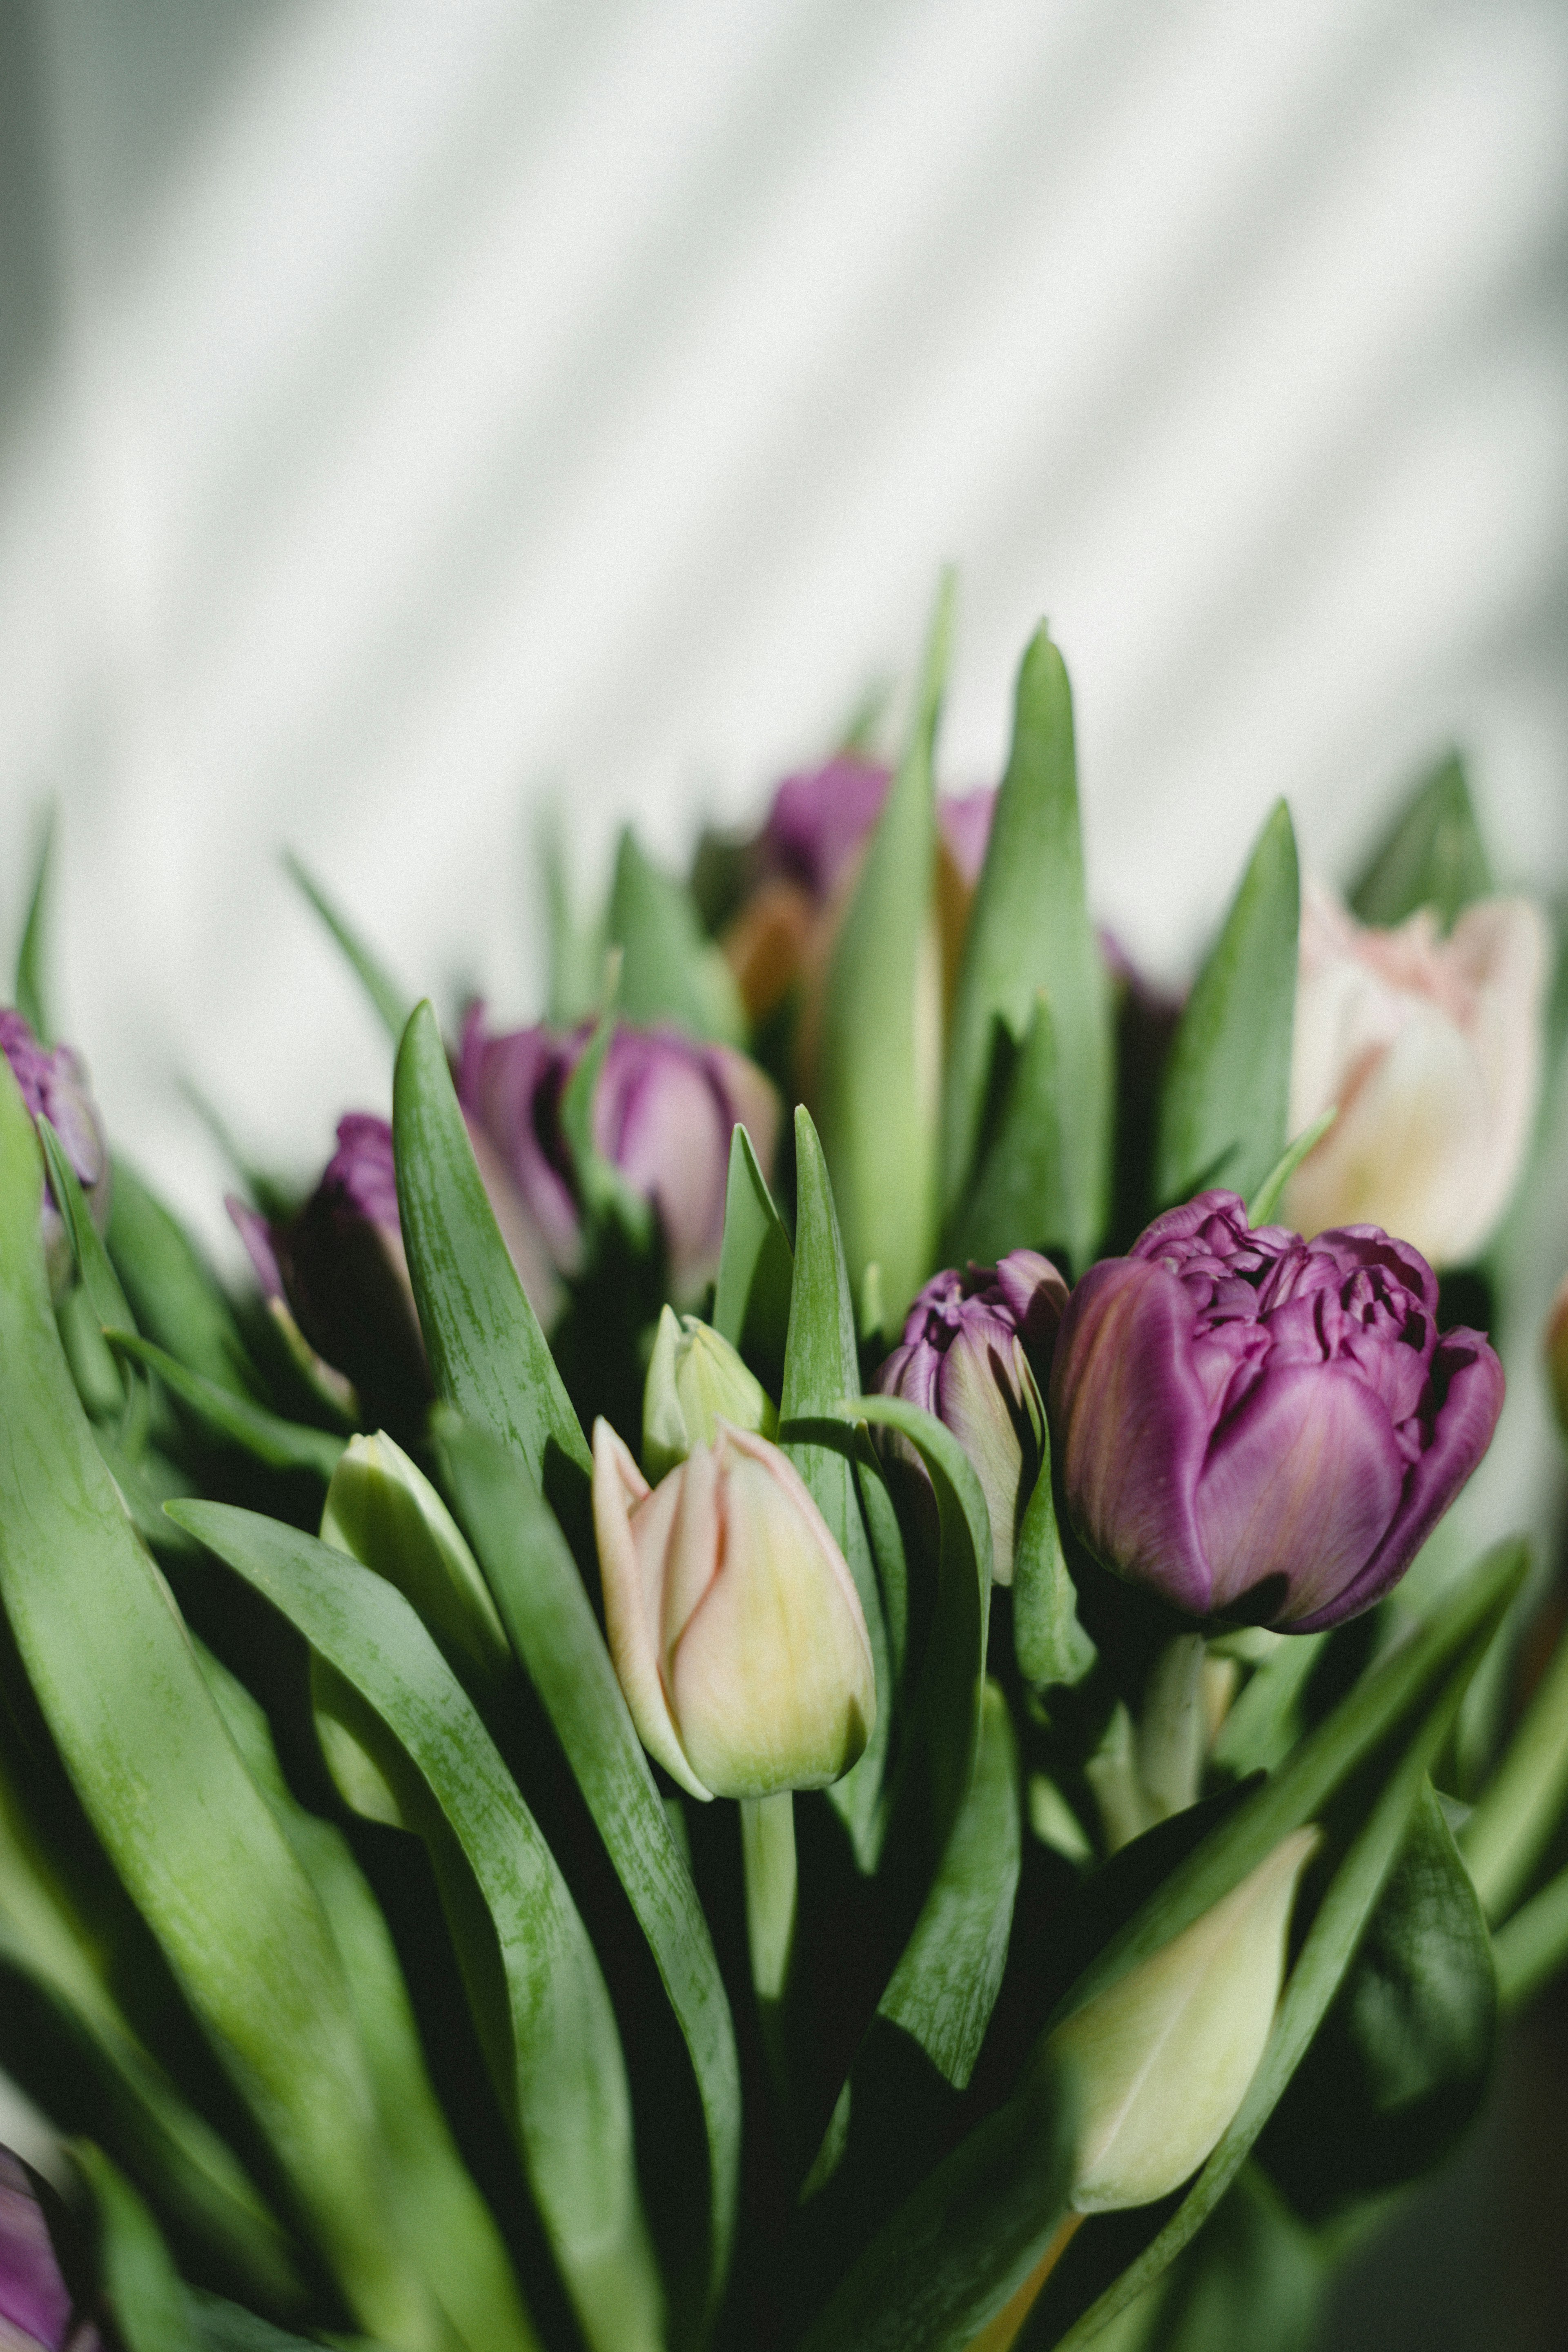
592, 1418, 876, 1801
1284, 881, 1548, 1267
1048, 1827, 1319, 2212
642, 1305, 778, 1481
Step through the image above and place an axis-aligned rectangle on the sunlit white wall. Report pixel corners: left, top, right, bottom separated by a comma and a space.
1, 0, 1565, 1240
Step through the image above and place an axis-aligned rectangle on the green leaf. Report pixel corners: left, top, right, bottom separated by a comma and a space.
781, 1109, 892, 1870
188, 2294, 332, 2351
944, 996, 1067, 1269
0, 1060, 444, 2351
1492, 1860, 1568, 2012
837, 1396, 993, 1904
195, 1637, 537, 2352
608, 829, 744, 1045
558, 1009, 656, 1248
1350, 751, 1492, 931
392, 1000, 590, 1490
878, 1680, 1020, 2090
1258, 1782, 1496, 2216
541, 814, 607, 1027
1048, 1539, 1526, 2039
436, 1410, 741, 2337
711, 1124, 794, 1392
107, 1160, 257, 1397
1244, 1108, 1338, 1229
1460, 1597, 1568, 1920
1031, 1636, 1488, 2350
76, 2140, 203, 2352
14, 808, 54, 1041
169, 1500, 663, 2352
38, 1115, 136, 1336
943, 627, 1111, 1270
1208, 1636, 1325, 1780
1013, 1430, 1094, 1690
0, 1736, 299, 2307
795, 2049, 1076, 2352
1134, 2167, 1321, 2352
284, 851, 412, 1044
104, 1331, 346, 1481
816, 575, 952, 1319
1154, 802, 1299, 1209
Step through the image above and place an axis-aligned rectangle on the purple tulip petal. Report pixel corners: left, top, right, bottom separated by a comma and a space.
0, 2150, 74, 2348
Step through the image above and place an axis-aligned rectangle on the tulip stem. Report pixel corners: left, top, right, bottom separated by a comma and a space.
741, 1789, 797, 2007
1461, 1609, 1568, 1921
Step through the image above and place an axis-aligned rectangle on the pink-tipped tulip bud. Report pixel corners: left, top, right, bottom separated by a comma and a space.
1049, 1192, 1503, 1632
875, 1251, 1069, 1584
592, 1418, 876, 1800
0, 2146, 102, 2350
0, 1011, 110, 1299
459, 1011, 780, 1304
1547, 1270, 1568, 1444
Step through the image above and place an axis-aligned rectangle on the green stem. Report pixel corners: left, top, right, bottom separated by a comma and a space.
741, 1790, 797, 2006
1461, 1612, 1568, 1921
1494, 1862, 1568, 2013
1137, 1635, 1207, 1821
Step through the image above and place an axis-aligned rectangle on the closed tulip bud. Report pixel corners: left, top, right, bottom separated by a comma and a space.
1050, 1827, 1319, 2212
0, 1011, 109, 1300
875, 1251, 1068, 1583
592, 1418, 875, 1801
642, 1305, 778, 1481
321, 1430, 510, 1694
0, 2146, 101, 2350
1547, 1270, 1568, 1443
1050, 1192, 1503, 1631
459, 1010, 779, 1304
1285, 880, 1549, 1267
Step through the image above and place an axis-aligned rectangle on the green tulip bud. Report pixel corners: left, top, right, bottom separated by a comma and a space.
641, 1305, 777, 1481
320, 1430, 510, 1696
1049, 1826, 1319, 2212
593, 1416, 875, 1801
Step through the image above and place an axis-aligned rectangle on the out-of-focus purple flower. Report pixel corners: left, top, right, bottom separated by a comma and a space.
0, 2147, 101, 2350
458, 1010, 780, 1302
232, 1114, 428, 1425
875, 1249, 1069, 1584
0, 1011, 110, 1298
1049, 1191, 1504, 1632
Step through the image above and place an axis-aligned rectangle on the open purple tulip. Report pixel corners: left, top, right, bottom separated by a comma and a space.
0, 2147, 101, 2351
875, 1250, 1068, 1584
458, 1010, 780, 1302
0, 1011, 110, 1298
1049, 1191, 1504, 1631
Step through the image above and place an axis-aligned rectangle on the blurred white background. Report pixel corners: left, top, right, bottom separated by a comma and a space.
2, 0, 1565, 1238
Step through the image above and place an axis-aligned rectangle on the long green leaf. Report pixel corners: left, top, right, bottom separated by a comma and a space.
1012, 1428, 1094, 1691
711, 1124, 793, 1391
942, 627, 1111, 1270
195, 1639, 537, 2352
108, 1160, 256, 1397
1350, 751, 1491, 931
795, 2050, 1076, 2352
608, 830, 744, 1045
284, 851, 412, 1043
14, 807, 53, 1040
1460, 1600, 1568, 1920
392, 1001, 590, 1489
437, 1410, 741, 2337
76, 2140, 203, 2352
816, 576, 951, 1318
1154, 801, 1299, 1209
878, 1679, 1020, 2091
781, 1109, 892, 1869
169, 1500, 664, 2352
104, 1332, 345, 1480
0, 1060, 443, 2351
944, 996, 1066, 1269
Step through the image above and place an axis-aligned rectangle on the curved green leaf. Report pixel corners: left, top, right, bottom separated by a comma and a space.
1350, 751, 1491, 931
76, 2140, 202, 2352
1012, 1423, 1093, 1690
108, 1159, 258, 1399
608, 830, 744, 1045
712, 1124, 793, 1392
0, 1060, 443, 2351
169, 1500, 663, 2352
437, 1410, 741, 2336
284, 851, 412, 1043
104, 1331, 345, 1481
943, 994, 1066, 1270
14, 807, 53, 1040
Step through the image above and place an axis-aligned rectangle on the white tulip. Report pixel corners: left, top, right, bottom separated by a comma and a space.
1285, 882, 1549, 1266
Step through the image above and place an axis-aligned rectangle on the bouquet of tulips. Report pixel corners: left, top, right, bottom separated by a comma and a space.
2, 585, 1566, 2352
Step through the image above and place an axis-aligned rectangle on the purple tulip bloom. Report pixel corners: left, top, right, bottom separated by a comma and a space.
761, 759, 997, 905
458, 1010, 780, 1302
875, 1250, 1069, 1584
1049, 1190, 1505, 1631
0, 1011, 110, 1298
0, 2148, 101, 2350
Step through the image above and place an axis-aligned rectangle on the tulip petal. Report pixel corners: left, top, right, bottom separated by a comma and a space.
1051, 1259, 1214, 1615
1195, 1363, 1405, 1623
591, 1420, 712, 1801
1288, 1329, 1505, 1632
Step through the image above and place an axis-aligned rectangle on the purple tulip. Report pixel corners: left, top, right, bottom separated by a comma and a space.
1049, 1190, 1505, 1631
458, 1010, 780, 1301
0, 1011, 110, 1297
0, 2147, 101, 2350
875, 1250, 1069, 1584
